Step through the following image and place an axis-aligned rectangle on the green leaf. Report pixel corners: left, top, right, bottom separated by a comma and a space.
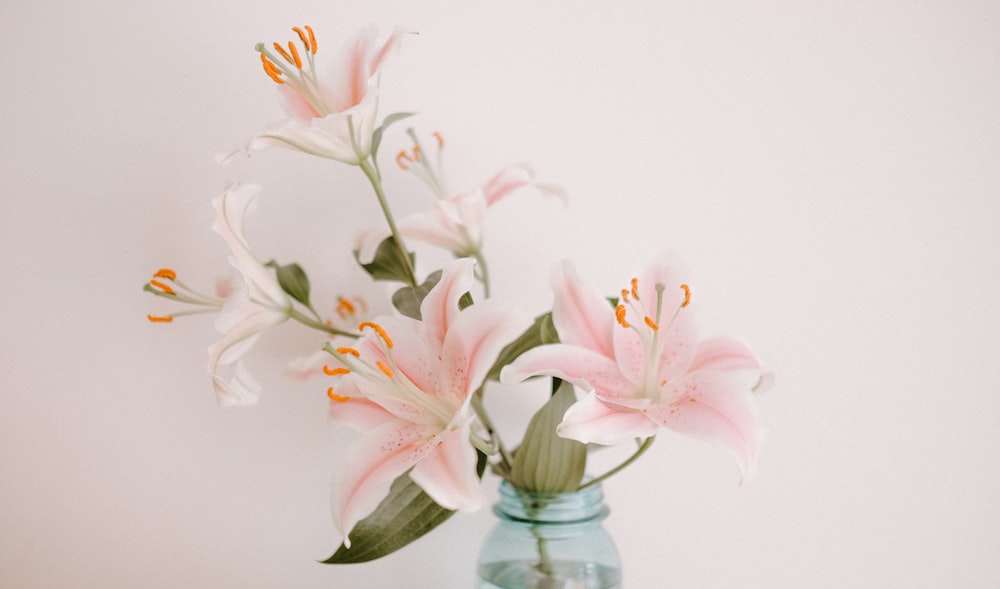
321, 473, 455, 564
508, 379, 587, 493
265, 261, 312, 308
392, 271, 442, 320
458, 291, 474, 311
355, 237, 416, 283
485, 313, 557, 382
322, 451, 489, 564
371, 112, 415, 159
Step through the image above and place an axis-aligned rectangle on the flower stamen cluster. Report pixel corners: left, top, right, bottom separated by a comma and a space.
144, 268, 226, 323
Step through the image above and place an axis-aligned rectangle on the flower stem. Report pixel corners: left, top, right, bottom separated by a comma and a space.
577, 436, 655, 491
287, 308, 357, 338
358, 157, 418, 288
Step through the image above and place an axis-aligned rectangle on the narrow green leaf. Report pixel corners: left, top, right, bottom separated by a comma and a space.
458, 291, 474, 311
391, 271, 442, 320
485, 313, 556, 382
321, 474, 455, 564
371, 112, 415, 159
355, 237, 416, 283
509, 380, 587, 493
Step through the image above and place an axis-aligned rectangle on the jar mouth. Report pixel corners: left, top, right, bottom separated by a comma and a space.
494, 479, 609, 523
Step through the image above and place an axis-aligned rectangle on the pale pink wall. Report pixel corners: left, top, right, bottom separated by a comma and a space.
2, 0, 999, 586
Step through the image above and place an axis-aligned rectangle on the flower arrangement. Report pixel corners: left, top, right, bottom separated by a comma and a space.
144, 24, 771, 574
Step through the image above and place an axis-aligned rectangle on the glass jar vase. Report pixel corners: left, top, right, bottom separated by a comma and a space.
476, 480, 622, 589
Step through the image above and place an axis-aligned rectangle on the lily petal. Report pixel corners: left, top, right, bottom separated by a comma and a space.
409, 423, 483, 512
550, 260, 615, 358
500, 343, 636, 397
653, 373, 765, 483
330, 419, 436, 545
557, 390, 659, 445
419, 258, 476, 351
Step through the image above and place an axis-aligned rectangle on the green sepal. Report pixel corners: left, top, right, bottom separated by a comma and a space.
392, 271, 442, 320
485, 313, 557, 382
323, 451, 488, 564
371, 112, 415, 159
355, 237, 416, 283
266, 261, 312, 308
508, 379, 587, 493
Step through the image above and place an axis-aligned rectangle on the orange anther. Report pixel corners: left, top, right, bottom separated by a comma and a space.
260, 54, 284, 84
323, 365, 350, 376
644, 316, 659, 331
680, 284, 691, 308
359, 321, 394, 348
376, 360, 393, 378
327, 388, 350, 403
150, 279, 174, 295
433, 132, 445, 149
412, 145, 422, 161
336, 347, 361, 357
336, 297, 357, 319
620, 289, 630, 302
631, 278, 640, 300
615, 304, 629, 328
147, 314, 173, 323
396, 150, 411, 170
153, 268, 176, 280
293, 26, 311, 53
305, 25, 317, 55
287, 41, 303, 69
273, 42, 295, 65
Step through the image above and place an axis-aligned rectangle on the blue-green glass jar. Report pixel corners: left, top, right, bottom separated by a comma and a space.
476, 480, 622, 588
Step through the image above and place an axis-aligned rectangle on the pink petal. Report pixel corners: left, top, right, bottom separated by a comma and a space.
499, 343, 636, 398
480, 164, 534, 206
557, 390, 659, 445
550, 260, 616, 358
369, 27, 410, 76
409, 423, 484, 512
440, 298, 532, 406
650, 373, 765, 483
688, 337, 763, 374
330, 420, 436, 545
419, 258, 476, 351
327, 395, 395, 430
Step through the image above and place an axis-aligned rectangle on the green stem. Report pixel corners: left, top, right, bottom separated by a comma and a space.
357, 157, 418, 288
470, 388, 512, 474
471, 248, 492, 298
577, 436, 655, 491
287, 308, 357, 338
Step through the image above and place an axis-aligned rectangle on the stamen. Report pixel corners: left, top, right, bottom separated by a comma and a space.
396, 150, 411, 170
336, 297, 356, 319
327, 388, 350, 403
336, 347, 361, 357
293, 26, 311, 53
680, 284, 691, 307
287, 41, 303, 69
359, 321, 394, 348
412, 145, 422, 161
273, 42, 295, 65
376, 360, 393, 378
323, 365, 350, 376
147, 314, 173, 323
153, 268, 176, 280
433, 132, 445, 149
150, 279, 174, 294
615, 304, 629, 328
260, 54, 284, 84
621, 288, 630, 302
631, 278, 640, 300
305, 26, 317, 54
644, 316, 659, 331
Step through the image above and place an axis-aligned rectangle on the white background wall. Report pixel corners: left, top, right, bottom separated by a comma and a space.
3, 0, 999, 587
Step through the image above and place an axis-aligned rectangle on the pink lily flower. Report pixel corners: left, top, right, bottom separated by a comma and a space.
207, 183, 291, 406
232, 25, 407, 165
501, 257, 769, 482
323, 258, 531, 544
